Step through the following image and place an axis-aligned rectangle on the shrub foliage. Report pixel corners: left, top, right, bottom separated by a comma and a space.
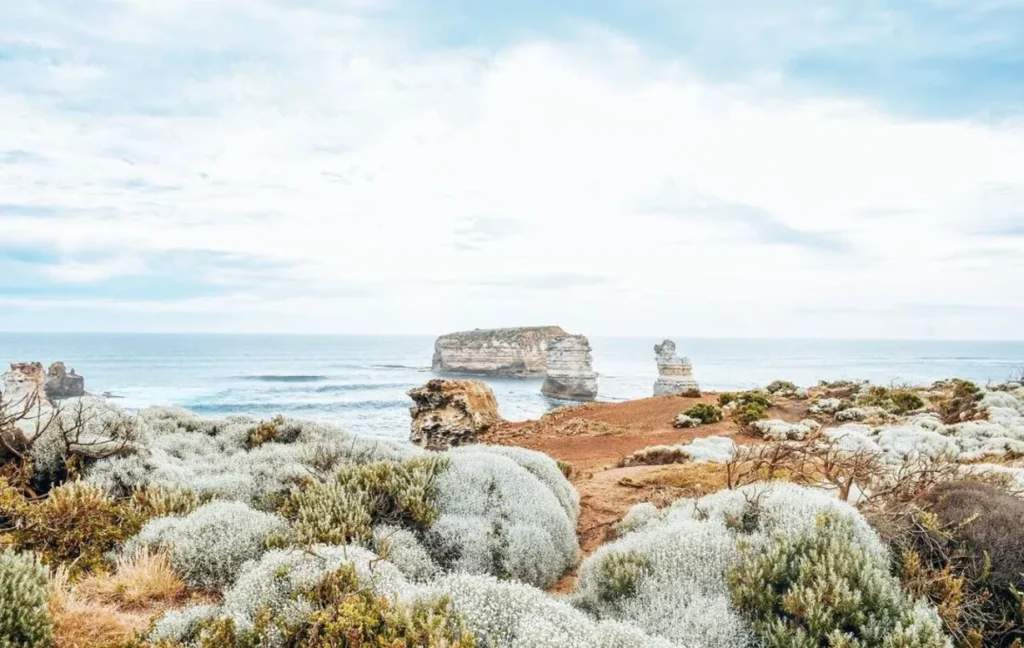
883, 481, 1024, 647
728, 513, 947, 648
193, 563, 475, 647
683, 403, 724, 425
0, 549, 53, 648
278, 456, 447, 547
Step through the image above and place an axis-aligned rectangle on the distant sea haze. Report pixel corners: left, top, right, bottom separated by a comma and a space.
2, 334, 1022, 442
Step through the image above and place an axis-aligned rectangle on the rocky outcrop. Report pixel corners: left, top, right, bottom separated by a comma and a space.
652, 340, 700, 397
44, 362, 85, 400
432, 326, 567, 377
1, 362, 47, 409
408, 379, 502, 450
541, 335, 598, 402
673, 414, 700, 429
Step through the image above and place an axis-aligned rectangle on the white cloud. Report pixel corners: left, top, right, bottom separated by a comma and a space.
1, 1, 1023, 337
40, 256, 147, 283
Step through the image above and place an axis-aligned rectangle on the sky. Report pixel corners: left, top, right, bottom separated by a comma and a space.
1, 0, 1023, 338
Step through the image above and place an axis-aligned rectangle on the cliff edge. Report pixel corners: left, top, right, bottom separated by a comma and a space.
432, 326, 568, 377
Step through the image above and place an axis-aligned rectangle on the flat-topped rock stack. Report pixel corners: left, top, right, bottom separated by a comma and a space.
541, 335, 598, 402
45, 361, 85, 399
408, 379, 502, 450
432, 326, 567, 377
652, 339, 700, 397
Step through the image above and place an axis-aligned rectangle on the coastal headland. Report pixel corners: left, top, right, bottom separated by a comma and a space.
2, 356, 1023, 647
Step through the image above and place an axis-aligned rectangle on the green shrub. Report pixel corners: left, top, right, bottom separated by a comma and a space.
735, 403, 770, 426
279, 456, 447, 547
2, 480, 207, 577
597, 551, 652, 604
890, 390, 925, 415
742, 391, 772, 409
683, 403, 724, 425
0, 478, 29, 546
12, 482, 129, 574
123, 486, 209, 530
194, 564, 475, 647
728, 513, 947, 648
856, 387, 925, 415
720, 391, 772, 424
0, 549, 53, 648
766, 380, 798, 395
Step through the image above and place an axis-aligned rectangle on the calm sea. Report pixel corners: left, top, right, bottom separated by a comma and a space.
1, 334, 1022, 442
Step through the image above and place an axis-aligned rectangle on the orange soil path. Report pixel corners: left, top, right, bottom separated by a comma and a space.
483, 393, 811, 562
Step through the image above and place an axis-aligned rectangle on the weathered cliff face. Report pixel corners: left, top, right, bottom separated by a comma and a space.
2, 362, 47, 409
408, 379, 502, 450
541, 335, 598, 402
432, 326, 568, 377
653, 339, 701, 397
45, 362, 85, 400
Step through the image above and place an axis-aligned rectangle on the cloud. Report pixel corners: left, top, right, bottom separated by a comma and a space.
1, 0, 1023, 337
472, 273, 611, 290
639, 188, 850, 252
453, 216, 524, 250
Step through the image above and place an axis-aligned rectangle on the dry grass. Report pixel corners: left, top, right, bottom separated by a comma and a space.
618, 445, 693, 467
77, 551, 186, 609
629, 462, 732, 497
49, 567, 150, 648
49, 552, 204, 648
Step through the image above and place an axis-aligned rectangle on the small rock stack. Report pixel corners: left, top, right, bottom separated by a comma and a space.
408, 379, 502, 450
45, 362, 85, 400
653, 339, 700, 397
541, 335, 598, 402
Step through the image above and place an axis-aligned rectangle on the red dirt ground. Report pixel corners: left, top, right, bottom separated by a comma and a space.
482, 393, 812, 591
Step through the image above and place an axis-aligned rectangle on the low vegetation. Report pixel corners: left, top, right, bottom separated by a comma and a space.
277, 456, 447, 547
193, 563, 476, 648
765, 380, 798, 395
729, 513, 946, 648
4, 377, 1024, 647
878, 481, 1024, 647
0, 549, 53, 647
931, 380, 983, 424
719, 391, 773, 426
682, 403, 723, 425
858, 385, 926, 415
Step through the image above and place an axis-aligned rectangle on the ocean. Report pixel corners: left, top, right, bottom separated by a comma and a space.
2, 334, 1022, 442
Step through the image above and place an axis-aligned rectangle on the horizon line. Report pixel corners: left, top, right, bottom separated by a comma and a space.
2, 331, 1024, 344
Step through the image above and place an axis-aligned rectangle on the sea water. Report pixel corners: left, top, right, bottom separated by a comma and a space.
1, 333, 1022, 442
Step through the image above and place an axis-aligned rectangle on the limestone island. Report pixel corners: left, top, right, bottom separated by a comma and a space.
432, 326, 568, 377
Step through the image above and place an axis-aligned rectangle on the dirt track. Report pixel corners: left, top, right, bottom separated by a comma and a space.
483, 393, 812, 571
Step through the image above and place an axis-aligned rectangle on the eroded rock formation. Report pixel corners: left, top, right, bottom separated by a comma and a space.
541, 335, 598, 402
432, 326, 567, 377
45, 362, 85, 400
408, 379, 502, 450
653, 339, 700, 397
1, 362, 47, 409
